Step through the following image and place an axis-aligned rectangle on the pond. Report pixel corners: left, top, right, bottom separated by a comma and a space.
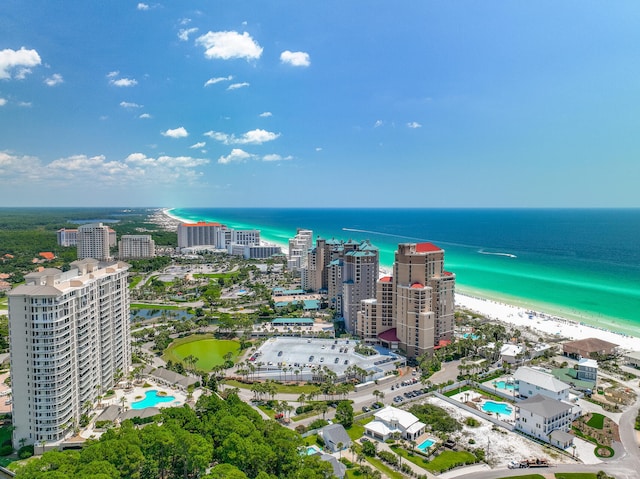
130, 308, 193, 322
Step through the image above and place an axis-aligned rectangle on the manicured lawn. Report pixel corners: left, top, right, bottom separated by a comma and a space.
390, 445, 430, 468
163, 335, 240, 370
423, 450, 476, 473
346, 416, 373, 441
555, 473, 599, 479
365, 456, 403, 479
586, 413, 605, 429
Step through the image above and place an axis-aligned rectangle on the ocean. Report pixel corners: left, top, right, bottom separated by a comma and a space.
169, 208, 640, 336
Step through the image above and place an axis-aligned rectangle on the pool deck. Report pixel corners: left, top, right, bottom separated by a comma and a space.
80, 380, 201, 440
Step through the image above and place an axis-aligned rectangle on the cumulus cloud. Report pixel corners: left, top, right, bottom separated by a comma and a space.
259, 111, 272, 117
227, 82, 249, 91
178, 27, 198, 41
190, 141, 206, 149
137, 3, 149, 10
162, 127, 188, 138
0, 98, 6, 107
218, 148, 253, 164
44, 73, 63, 86
0, 47, 41, 79
374, 120, 383, 128
262, 154, 292, 162
110, 77, 138, 87
139, 113, 152, 119
407, 121, 422, 129
315, 147, 323, 151
204, 128, 279, 145
204, 75, 233, 87
120, 101, 142, 108
1, 150, 209, 187
280, 50, 310, 67
195, 31, 263, 60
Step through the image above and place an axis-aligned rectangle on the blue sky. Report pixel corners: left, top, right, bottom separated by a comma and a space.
1, 1, 639, 207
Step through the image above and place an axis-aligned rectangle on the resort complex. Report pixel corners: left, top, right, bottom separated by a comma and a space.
0, 209, 639, 479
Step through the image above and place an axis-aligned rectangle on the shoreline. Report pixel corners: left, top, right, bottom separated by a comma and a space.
159, 208, 640, 351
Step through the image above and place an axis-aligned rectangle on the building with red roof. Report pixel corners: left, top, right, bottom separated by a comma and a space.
356, 242, 456, 359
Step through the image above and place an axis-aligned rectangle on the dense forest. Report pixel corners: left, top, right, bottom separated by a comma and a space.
13, 392, 337, 479
0, 207, 177, 284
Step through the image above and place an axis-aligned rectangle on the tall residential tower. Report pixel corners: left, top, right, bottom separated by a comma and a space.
8, 259, 131, 448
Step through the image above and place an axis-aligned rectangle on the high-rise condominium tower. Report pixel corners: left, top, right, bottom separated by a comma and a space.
8, 259, 130, 448
77, 223, 112, 261
356, 242, 455, 358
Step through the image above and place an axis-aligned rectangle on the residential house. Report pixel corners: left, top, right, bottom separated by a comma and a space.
365, 405, 425, 441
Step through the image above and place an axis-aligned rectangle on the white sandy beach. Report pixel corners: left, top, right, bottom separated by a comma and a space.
456, 292, 640, 352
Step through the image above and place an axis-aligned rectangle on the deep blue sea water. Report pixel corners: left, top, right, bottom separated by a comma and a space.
170, 208, 640, 335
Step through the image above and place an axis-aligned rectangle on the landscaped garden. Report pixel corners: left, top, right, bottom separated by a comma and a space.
572, 412, 619, 458
162, 334, 240, 370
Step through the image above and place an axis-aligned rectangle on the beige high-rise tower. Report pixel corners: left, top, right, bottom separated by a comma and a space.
357, 242, 455, 358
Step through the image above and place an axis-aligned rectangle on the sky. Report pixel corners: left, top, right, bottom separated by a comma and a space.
1, 1, 640, 208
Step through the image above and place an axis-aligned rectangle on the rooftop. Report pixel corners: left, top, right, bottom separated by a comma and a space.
517, 394, 573, 417
415, 242, 442, 253
514, 366, 571, 393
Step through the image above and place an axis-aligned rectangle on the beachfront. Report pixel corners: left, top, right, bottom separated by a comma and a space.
161, 207, 640, 353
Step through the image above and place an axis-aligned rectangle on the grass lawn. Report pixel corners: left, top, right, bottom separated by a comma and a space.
390, 445, 430, 468
163, 334, 240, 370
555, 473, 599, 479
423, 450, 476, 473
194, 272, 239, 279
586, 413, 605, 429
346, 416, 374, 441
128, 275, 144, 289
365, 456, 403, 479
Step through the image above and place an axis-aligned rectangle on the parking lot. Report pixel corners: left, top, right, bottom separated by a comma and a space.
249, 337, 401, 382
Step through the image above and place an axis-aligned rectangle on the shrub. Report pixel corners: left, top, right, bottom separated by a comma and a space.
295, 425, 307, 434
18, 445, 34, 459
308, 419, 329, 430
0, 445, 13, 456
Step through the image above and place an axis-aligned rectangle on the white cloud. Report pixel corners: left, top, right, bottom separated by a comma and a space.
162, 127, 188, 138
137, 3, 149, 10
1, 149, 211, 188
262, 154, 292, 162
204, 128, 279, 145
374, 120, 383, 128
407, 121, 422, 129
315, 147, 323, 151
227, 82, 249, 91
218, 148, 253, 164
280, 50, 310, 67
44, 73, 63, 86
0, 98, 6, 107
178, 27, 198, 42
110, 77, 138, 87
195, 31, 263, 60
139, 113, 152, 119
0, 47, 41, 80
120, 101, 142, 108
106, 71, 119, 78
204, 75, 233, 87
18, 101, 32, 107
259, 111, 272, 117
190, 141, 206, 149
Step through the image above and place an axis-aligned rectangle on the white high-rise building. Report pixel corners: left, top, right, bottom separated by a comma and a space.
77, 223, 112, 261
177, 221, 224, 249
56, 228, 78, 247
118, 235, 156, 259
287, 229, 313, 272
8, 259, 131, 448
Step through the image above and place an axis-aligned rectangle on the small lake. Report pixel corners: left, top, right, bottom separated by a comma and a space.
130, 308, 193, 321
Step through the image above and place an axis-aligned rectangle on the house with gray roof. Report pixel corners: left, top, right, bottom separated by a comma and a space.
514, 366, 571, 401
515, 395, 575, 448
320, 423, 352, 453
319, 454, 346, 478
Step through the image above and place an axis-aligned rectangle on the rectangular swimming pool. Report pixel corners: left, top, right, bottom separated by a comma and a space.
417, 439, 434, 452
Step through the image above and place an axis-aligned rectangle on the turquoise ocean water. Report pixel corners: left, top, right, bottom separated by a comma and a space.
169, 208, 640, 337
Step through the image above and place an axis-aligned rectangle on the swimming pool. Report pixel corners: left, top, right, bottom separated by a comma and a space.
305, 445, 322, 456
493, 380, 515, 390
481, 401, 513, 416
417, 439, 434, 452
131, 390, 176, 409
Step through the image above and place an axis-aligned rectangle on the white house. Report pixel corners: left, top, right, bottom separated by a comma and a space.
500, 344, 524, 364
515, 395, 574, 448
513, 366, 571, 401
364, 406, 425, 441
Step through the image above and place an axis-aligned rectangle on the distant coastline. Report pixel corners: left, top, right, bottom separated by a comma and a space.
161, 207, 640, 349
